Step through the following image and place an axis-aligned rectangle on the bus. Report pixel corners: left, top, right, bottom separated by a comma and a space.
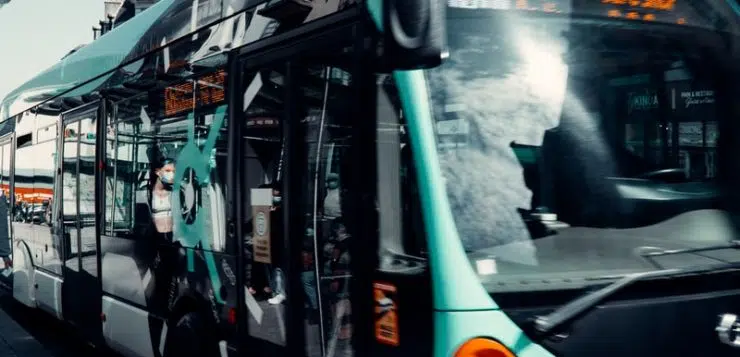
2, 0, 740, 356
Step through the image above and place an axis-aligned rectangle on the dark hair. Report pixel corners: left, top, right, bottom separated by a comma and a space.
154, 157, 176, 170
148, 150, 176, 207
147, 143, 176, 169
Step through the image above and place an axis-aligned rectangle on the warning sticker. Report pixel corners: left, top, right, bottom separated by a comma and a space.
373, 282, 399, 346
251, 188, 273, 264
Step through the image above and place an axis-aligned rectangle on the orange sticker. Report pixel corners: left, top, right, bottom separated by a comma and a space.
373, 282, 399, 346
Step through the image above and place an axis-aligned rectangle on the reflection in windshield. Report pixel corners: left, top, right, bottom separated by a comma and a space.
428, 16, 569, 262
427, 10, 740, 282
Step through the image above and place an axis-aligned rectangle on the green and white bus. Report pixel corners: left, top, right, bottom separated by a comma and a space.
3, 0, 740, 356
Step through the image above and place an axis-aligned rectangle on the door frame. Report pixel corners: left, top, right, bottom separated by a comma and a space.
58, 102, 100, 271
229, 13, 377, 357
57, 100, 103, 334
0, 132, 15, 271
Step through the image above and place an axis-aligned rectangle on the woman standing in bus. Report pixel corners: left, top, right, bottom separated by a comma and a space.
151, 157, 176, 238
145, 156, 179, 314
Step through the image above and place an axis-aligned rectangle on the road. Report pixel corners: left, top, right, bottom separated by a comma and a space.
0, 292, 117, 357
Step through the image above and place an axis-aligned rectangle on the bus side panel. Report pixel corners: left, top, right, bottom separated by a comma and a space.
100, 236, 239, 357
100, 234, 161, 357
12, 239, 36, 307
102, 295, 157, 357
34, 269, 63, 319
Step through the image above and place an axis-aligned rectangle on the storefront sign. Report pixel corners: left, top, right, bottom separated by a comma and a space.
251, 188, 272, 264
679, 89, 715, 108
628, 90, 659, 113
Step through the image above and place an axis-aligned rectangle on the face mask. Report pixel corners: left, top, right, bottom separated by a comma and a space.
327, 181, 339, 190
273, 196, 282, 205
160, 171, 175, 185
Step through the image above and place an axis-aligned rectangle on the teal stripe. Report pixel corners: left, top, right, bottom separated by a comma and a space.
394, 69, 496, 311
365, 0, 383, 30
172, 105, 228, 304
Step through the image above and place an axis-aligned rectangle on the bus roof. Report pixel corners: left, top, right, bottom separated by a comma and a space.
0, 0, 361, 123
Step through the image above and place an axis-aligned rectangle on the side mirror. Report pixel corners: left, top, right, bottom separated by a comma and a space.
381, 0, 447, 70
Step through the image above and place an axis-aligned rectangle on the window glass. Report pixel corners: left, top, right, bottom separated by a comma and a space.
0, 139, 11, 269
298, 61, 354, 357
241, 66, 288, 347
78, 116, 98, 276
0, 118, 15, 273
61, 120, 80, 272
425, 9, 740, 289
376, 75, 427, 259
104, 98, 156, 239
104, 73, 228, 253
10, 114, 61, 274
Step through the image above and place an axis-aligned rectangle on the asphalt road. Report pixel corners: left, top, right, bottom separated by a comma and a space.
0, 292, 117, 357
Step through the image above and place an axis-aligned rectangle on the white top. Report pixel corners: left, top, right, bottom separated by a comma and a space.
323, 189, 341, 218
151, 193, 172, 218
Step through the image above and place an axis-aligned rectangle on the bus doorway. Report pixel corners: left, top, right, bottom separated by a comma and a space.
233, 21, 376, 356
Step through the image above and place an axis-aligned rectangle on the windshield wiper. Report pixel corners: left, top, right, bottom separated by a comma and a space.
530, 260, 740, 339
638, 240, 740, 268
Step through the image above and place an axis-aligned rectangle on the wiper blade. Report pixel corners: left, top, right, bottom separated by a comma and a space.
639, 240, 740, 268
530, 261, 740, 339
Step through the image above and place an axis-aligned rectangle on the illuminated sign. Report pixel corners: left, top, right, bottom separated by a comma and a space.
627, 90, 659, 112
680, 89, 715, 108
601, 0, 685, 24
448, 0, 734, 30
164, 70, 226, 117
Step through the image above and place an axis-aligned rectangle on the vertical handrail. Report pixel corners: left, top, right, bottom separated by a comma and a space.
311, 65, 333, 356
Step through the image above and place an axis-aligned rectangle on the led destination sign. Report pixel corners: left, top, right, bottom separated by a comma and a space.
601, 0, 684, 24
449, 0, 735, 30
164, 69, 226, 117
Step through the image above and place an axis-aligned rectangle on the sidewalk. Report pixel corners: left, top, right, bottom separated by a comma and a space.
0, 303, 52, 357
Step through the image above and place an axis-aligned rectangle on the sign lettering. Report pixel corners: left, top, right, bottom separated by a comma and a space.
164, 70, 226, 117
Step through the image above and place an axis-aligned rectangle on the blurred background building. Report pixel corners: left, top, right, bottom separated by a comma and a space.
94, 0, 160, 39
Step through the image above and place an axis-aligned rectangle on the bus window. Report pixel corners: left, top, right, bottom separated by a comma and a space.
13, 119, 60, 275
0, 130, 11, 272
104, 98, 155, 239
376, 75, 427, 259
241, 66, 288, 348
103, 82, 229, 318
78, 116, 97, 276
296, 61, 355, 357
104, 89, 228, 252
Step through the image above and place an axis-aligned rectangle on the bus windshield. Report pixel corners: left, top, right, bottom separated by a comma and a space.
425, 5, 740, 291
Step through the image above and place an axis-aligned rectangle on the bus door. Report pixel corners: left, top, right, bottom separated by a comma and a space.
0, 134, 13, 274
58, 103, 102, 338
234, 21, 375, 357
